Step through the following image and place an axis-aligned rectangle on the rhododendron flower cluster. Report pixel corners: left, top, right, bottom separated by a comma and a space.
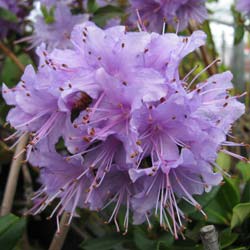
128, 0, 208, 32
3, 21, 246, 238
22, 2, 89, 51
21, 0, 120, 50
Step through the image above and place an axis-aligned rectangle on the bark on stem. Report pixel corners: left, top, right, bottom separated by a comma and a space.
0, 41, 25, 72
1, 134, 29, 216
0, 42, 28, 216
188, 23, 217, 76
200, 225, 220, 250
48, 212, 71, 250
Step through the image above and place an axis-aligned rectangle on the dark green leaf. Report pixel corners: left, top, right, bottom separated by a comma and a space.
242, 180, 250, 203
231, 203, 250, 229
220, 228, 238, 249
0, 214, 19, 234
156, 234, 174, 250
87, 0, 98, 13
0, 214, 26, 250
80, 234, 125, 250
0, 8, 18, 22
92, 6, 123, 27
236, 162, 250, 182
204, 202, 231, 225
0, 53, 33, 86
228, 248, 247, 250
216, 178, 240, 213
180, 186, 220, 215
133, 227, 155, 250
165, 245, 202, 250
190, 178, 240, 225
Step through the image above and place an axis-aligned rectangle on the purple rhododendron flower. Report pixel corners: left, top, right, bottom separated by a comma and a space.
236, 0, 250, 16
39, 0, 118, 8
2, 21, 246, 238
128, 0, 208, 32
22, 2, 89, 50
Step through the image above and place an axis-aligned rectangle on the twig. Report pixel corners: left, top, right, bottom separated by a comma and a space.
0, 44, 28, 216
48, 212, 71, 250
22, 164, 33, 210
0, 41, 25, 72
188, 23, 217, 76
200, 225, 220, 250
1, 134, 29, 216
0, 140, 12, 152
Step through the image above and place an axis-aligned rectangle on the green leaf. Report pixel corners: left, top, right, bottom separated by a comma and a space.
0, 214, 19, 234
216, 152, 231, 171
190, 178, 240, 225
133, 227, 155, 250
0, 8, 18, 22
165, 245, 202, 250
216, 178, 240, 212
180, 186, 220, 215
242, 180, 250, 203
229, 247, 247, 250
0, 214, 26, 250
80, 234, 125, 250
87, 0, 98, 13
232, 5, 245, 45
0, 53, 33, 86
204, 202, 231, 225
41, 5, 55, 24
92, 6, 123, 27
236, 162, 250, 182
231, 203, 250, 229
156, 234, 174, 250
220, 228, 238, 249
205, 178, 240, 224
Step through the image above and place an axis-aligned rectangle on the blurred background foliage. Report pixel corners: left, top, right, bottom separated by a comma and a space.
0, 0, 250, 249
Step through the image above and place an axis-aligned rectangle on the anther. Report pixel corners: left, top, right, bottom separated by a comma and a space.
136, 140, 142, 146
89, 128, 95, 136
83, 136, 91, 143
160, 97, 166, 103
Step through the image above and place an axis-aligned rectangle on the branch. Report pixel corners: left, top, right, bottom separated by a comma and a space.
1, 134, 29, 216
0, 41, 25, 72
48, 212, 71, 250
200, 225, 220, 250
188, 23, 218, 76
0, 41, 29, 216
